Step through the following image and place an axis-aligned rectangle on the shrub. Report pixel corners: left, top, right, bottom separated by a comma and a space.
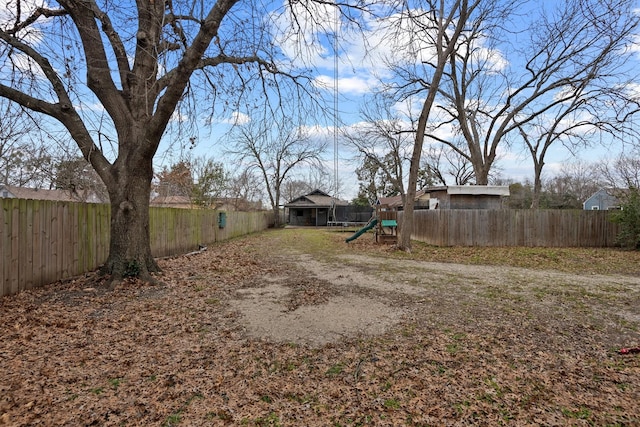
611, 187, 640, 249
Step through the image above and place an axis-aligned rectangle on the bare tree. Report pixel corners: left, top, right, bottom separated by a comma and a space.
517, 68, 640, 208
54, 156, 109, 202
227, 169, 263, 211
280, 169, 334, 203
282, 180, 315, 204
599, 150, 640, 190
227, 116, 327, 227
431, 0, 639, 193
0, 103, 27, 184
0, 101, 57, 187
380, 0, 484, 251
421, 144, 474, 186
0, 0, 363, 283
555, 161, 603, 205
344, 94, 414, 202
542, 175, 589, 209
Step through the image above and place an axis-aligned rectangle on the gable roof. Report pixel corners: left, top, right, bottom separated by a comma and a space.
285, 189, 349, 208
583, 188, 625, 209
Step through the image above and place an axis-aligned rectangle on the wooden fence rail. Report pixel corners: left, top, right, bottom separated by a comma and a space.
1, 199, 270, 297
402, 209, 620, 247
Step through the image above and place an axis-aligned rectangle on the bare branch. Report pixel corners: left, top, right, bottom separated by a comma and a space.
5, 6, 67, 35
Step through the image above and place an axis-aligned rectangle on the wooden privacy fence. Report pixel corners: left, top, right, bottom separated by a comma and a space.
1, 199, 270, 297
403, 209, 620, 247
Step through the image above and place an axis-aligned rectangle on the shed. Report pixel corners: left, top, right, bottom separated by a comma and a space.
426, 185, 509, 209
284, 189, 350, 226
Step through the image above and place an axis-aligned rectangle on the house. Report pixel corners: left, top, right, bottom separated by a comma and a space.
426, 185, 510, 209
0, 183, 106, 203
284, 189, 352, 226
583, 188, 622, 210
376, 190, 429, 210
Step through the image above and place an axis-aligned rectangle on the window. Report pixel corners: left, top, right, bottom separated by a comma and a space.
591, 206, 599, 210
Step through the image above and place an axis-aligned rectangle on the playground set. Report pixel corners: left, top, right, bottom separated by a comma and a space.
345, 204, 398, 244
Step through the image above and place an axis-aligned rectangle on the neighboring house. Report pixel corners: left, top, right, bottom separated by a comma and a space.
426, 185, 510, 209
0, 183, 106, 203
150, 195, 194, 209
284, 189, 352, 226
583, 188, 622, 210
376, 190, 429, 210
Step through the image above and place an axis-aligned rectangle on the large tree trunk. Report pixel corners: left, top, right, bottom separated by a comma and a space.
398, 0, 474, 251
273, 205, 281, 227
100, 151, 160, 284
474, 165, 489, 185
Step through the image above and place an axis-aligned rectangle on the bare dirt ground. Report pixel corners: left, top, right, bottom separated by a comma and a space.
1, 228, 639, 426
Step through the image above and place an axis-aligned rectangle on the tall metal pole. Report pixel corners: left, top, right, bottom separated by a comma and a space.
333, 2, 339, 200
331, 2, 339, 222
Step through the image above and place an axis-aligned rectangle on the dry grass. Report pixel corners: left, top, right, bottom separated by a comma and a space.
324, 227, 640, 275
1, 228, 638, 426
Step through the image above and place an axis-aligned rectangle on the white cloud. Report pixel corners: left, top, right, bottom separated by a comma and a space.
621, 82, 640, 99
273, 3, 509, 109
170, 110, 189, 123
219, 111, 250, 126
628, 34, 640, 55
269, 1, 339, 69
312, 74, 379, 95
0, 0, 49, 43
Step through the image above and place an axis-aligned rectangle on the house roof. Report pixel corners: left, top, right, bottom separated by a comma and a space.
285, 189, 349, 208
377, 190, 427, 208
0, 184, 104, 203
585, 188, 626, 198
583, 188, 626, 209
426, 185, 510, 196
150, 195, 193, 208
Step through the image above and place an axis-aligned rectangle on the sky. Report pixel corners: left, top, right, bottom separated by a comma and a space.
175, 0, 640, 203
2, 0, 640, 203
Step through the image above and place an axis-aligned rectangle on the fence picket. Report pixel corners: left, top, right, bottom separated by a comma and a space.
0, 202, 622, 297
0, 199, 270, 297
404, 209, 618, 247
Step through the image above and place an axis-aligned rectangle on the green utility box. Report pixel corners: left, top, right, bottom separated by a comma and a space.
218, 211, 227, 229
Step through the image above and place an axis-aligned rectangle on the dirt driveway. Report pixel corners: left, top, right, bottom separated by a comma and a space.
232, 248, 640, 349
1, 228, 639, 426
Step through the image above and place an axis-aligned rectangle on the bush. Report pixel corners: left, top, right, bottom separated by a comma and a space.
611, 188, 640, 249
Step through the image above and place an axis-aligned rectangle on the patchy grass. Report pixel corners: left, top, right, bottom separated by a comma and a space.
290, 227, 640, 276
